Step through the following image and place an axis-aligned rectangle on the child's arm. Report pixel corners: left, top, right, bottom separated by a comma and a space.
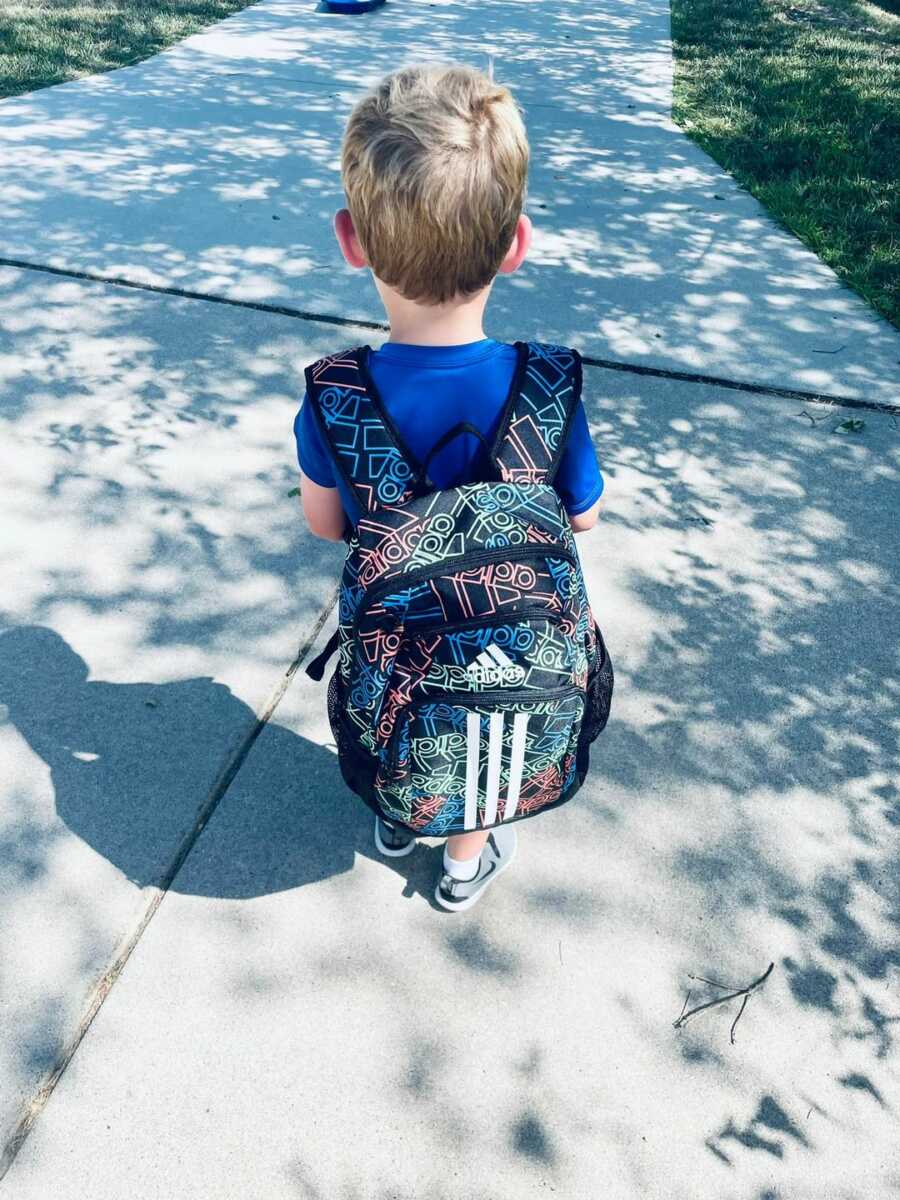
298, 471, 346, 541
555, 402, 605, 535
570, 494, 604, 533
294, 393, 348, 541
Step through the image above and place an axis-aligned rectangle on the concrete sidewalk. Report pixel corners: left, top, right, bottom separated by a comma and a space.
0, 262, 345, 1163
1, 0, 898, 1195
0, 0, 898, 403
4, 360, 899, 1199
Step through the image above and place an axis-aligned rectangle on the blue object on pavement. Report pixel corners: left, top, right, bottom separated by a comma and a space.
317, 0, 385, 11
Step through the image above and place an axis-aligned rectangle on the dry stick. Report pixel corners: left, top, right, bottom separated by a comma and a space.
730, 992, 750, 1045
673, 962, 774, 1042
678, 989, 693, 1021
796, 409, 831, 426
688, 973, 736, 991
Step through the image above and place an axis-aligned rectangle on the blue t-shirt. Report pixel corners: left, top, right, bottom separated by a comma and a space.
293, 338, 603, 524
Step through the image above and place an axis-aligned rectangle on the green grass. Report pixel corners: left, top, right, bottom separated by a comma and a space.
0, 0, 261, 100
671, 0, 900, 329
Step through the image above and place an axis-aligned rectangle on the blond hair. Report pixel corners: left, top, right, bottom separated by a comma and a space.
340, 62, 530, 305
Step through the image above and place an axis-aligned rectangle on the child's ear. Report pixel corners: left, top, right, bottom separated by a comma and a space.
333, 208, 368, 269
496, 213, 533, 275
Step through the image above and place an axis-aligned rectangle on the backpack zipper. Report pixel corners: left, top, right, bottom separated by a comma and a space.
353, 542, 578, 641
409, 604, 568, 638
385, 683, 582, 771
405, 682, 579, 710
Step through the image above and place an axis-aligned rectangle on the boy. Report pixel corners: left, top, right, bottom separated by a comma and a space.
295, 62, 604, 911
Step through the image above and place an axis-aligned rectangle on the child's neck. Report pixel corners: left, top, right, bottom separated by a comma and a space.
378, 279, 491, 347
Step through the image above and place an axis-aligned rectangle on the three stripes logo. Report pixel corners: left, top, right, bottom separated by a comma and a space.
463, 708, 530, 829
461, 643, 531, 828
466, 643, 525, 688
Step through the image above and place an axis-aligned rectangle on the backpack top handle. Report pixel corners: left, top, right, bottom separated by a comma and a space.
407, 421, 496, 500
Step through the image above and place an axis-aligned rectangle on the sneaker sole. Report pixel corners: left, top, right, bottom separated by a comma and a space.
433, 837, 517, 912
374, 815, 416, 857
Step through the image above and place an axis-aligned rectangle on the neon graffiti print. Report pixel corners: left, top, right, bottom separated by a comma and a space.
306, 340, 613, 835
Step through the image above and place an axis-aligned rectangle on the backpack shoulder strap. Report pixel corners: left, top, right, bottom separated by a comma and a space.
490, 341, 583, 485
304, 345, 420, 513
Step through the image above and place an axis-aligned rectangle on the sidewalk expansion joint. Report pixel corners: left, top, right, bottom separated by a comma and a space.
0, 255, 386, 331
0, 587, 339, 1182
2, 254, 896, 415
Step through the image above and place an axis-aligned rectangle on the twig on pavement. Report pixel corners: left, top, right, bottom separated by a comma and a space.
730, 992, 750, 1045
687, 972, 736, 991
796, 409, 830, 426
673, 962, 774, 1044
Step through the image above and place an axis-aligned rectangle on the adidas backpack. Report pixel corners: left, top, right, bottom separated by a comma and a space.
305, 340, 613, 836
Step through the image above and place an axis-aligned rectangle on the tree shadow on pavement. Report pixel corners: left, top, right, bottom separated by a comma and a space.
565, 374, 900, 1179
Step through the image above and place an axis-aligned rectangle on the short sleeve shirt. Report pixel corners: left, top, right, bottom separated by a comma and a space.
294, 338, 603, 525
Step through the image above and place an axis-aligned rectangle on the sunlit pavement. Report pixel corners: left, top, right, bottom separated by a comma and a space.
1, 2, 898, 1197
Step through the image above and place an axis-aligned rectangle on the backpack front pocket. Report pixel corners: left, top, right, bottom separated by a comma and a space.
377, 686, 583, 835
372, 608, 580, 751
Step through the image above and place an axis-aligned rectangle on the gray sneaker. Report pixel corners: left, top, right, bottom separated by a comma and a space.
435, 826, 517, 912
374, 814, 416, 857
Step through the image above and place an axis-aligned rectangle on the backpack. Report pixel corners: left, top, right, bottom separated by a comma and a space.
304, 339, 613, 836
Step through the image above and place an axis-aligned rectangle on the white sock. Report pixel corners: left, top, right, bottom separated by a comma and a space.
443, 845, 481, 882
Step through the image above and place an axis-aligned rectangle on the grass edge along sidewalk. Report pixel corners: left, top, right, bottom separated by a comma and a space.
0, 0, 262, 100
671, 0, 900, 332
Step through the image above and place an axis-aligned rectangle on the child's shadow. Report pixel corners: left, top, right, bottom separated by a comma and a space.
0, 625, 438, 903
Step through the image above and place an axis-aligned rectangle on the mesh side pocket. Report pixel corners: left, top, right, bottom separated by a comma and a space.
326, 669, 377, 801
580, 624, 614, 744
326, 669, 348, 751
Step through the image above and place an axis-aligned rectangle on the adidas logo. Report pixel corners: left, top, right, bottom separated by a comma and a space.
466, 643, 525, 687
462, 706, 531, 829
